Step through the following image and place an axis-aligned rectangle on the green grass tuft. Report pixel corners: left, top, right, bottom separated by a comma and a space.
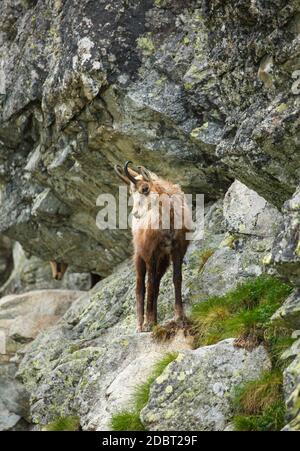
111, 352, 178, 431
190, 276, 293, 431
233, 400, 286, 431
44, 416, 80, 431
233, 370, 283, 415
232, 367, 287, 431
110, 411, 145, 432
191, 276, 292, 349
233, 399, 286, 432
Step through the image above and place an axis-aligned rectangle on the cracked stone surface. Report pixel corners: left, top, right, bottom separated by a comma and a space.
141, 339, 271, 431
0, 0, 299, 276
16, 197, 281, 430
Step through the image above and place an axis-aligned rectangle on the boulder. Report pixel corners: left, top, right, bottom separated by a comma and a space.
223, 180, 282, 237
0, 363, 30, 431
88, 332, 192, 431
0, 242, 92, 296
283, 353, 300, 431
191, 181, 282, 300
271, 185, 300, 286
0, 290, 84, 356
271, 290, 300, 329
141, 339, 271, 431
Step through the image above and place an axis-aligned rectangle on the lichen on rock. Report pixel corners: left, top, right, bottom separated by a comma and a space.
141, 339, 271, 431
0, 0, 300, 433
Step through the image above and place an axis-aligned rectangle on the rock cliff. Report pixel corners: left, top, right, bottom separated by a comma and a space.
0, 0, 299, 432
1, 0, 299, 275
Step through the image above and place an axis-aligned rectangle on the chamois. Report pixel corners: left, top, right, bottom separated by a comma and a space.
49, 261, 68, 280
114, 161, 192, 332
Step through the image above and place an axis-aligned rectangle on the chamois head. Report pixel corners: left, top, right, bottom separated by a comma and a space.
114, 161, 153, 196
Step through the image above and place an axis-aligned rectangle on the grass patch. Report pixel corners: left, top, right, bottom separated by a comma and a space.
191, 276, 292, 349
110, 352, 178, 431
44, 416, 80, 431
233, 401, 286, 431
110, 411, 145, 432
190, 276, 294, 431
233, 370, 283, 415
232, 370, 286, 431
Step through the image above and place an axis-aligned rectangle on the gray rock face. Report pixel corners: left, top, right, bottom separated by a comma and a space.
272, 289, 300, 329
0, 289, 84, 359
0, 363, 30, 431
0, 242, 92, 297
271, 185, 300, 286
0, 0, 299, 275
141, 339, 271, 431
283, 352, 300, 431
0, 235, 12, 286
224, 180, 282, 237
193, 181, 282, 300
278, 288, 300, 431
15, 196, 280, 430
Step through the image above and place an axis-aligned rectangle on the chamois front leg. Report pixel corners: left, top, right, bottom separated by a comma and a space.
144, 259, 157, 331
172, 253, 185, 324
135, 255, 146, 333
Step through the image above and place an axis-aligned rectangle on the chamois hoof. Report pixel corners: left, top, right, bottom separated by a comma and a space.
174, 315, 189, 328
136, 324, 153, 333
142, 322, 155, 332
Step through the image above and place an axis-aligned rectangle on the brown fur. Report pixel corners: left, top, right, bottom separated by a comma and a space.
115, 162, 193, 332
50, 261, 68, 281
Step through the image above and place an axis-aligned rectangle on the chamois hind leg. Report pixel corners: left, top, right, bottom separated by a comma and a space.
152, 254, 170, 324
172, 252, 186, 323
135, 255, 146, 333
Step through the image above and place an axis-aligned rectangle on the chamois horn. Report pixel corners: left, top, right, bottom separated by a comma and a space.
138, 166, 152, 182
124, 161, 138, 185
114, 164, 125, 179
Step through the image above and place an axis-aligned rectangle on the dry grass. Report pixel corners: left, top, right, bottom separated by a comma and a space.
235, 370, 283, 415
232, 370, 286, 431
152, 319, 194, 343
198, 248, 215, 273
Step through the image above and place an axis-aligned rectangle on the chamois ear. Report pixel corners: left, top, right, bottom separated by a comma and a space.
138, 166, 152, 182
114, 164, 130, 185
